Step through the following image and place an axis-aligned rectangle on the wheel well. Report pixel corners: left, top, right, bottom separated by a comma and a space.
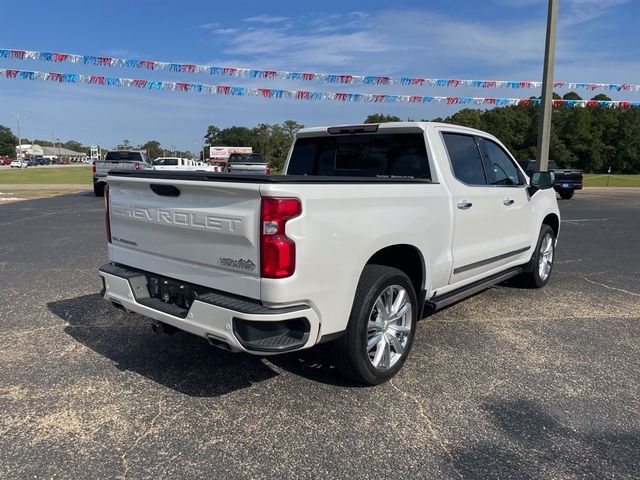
542, 213, 559, 238
366, 245, 424, 295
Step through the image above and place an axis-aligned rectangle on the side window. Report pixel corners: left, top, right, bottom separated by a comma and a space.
442, 133, 487, 185
482, 139, 524, 186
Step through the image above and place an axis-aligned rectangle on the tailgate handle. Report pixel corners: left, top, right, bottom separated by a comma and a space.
150, 184, 180, 197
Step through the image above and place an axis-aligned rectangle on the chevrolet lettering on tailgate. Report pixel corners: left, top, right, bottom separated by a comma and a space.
111, 203, 243, 232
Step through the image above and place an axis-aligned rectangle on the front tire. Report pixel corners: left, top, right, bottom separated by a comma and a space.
333, 265, 418, 385
518, 225, 555, 288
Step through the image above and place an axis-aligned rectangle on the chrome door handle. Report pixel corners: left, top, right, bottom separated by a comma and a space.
457, 201, 473, 210
503, 197, 515, 206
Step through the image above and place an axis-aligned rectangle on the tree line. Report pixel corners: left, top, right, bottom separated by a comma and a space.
365, 92, 640, 173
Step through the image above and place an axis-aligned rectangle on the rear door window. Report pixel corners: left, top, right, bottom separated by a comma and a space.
442, 133, 487, 185
287, 133, 430, 179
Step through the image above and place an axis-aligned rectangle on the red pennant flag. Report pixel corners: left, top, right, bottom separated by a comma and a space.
182, 64, 196, 73
258, 88, 271, 97
132, 79, 147, 88
53, 53, 69, 62
296, 90, 310, 99
217, 86, 231, 94
90, 75, 106, 85
302, 73, 315, 81
5, 70, 18, 78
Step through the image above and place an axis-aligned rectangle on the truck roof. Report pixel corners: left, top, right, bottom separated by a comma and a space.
296, 121, 487, 138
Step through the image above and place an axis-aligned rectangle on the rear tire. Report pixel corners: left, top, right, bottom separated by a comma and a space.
94, 182, 105, 197
559, 189, 574, 200
518, 225, 555, 288
332, 265, 418, 385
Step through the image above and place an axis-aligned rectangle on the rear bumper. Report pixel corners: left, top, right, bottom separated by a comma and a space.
98, 263, 320, 354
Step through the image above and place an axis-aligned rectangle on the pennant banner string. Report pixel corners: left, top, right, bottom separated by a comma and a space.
2, 68, 640, 109
1, 48, 639, 93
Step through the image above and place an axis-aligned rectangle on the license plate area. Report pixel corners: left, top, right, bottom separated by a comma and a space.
146, 274, 209, 310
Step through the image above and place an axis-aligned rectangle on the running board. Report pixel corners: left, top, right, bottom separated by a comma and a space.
424, 267, 523, 312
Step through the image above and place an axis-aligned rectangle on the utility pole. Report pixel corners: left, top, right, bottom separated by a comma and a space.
536, 0, 559, 172
7, 111, 23, 170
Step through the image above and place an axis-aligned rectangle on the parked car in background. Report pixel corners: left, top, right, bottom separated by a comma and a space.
0, 156, 13, 165
10, 159, 29, 168
518, 160, 583, 199
93, 150, 150, 196
227, 153, 270, 174
99, 122, 559, 385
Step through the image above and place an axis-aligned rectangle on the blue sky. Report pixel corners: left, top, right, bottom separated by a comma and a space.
0, 0, 638, 152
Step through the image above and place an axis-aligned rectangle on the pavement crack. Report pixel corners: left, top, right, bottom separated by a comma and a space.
390, 380, 464, 480
578, 275, 640, 297
118, 400, 166, 480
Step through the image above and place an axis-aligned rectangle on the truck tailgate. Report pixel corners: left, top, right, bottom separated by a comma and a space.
106, 175, 262, 298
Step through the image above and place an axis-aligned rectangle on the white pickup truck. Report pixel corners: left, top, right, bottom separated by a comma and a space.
99, 122, 559, 385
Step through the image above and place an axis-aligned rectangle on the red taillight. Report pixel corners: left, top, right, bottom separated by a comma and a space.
104, 184, 111, 244
266, 163, 271, 175
134, 162, 140, 171
260, 197, 302, 278
92, 161, 96, 173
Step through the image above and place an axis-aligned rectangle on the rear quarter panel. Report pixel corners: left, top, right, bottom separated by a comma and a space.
258, 182, 452, 337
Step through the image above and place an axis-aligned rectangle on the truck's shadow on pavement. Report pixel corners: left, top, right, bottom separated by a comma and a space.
47, 293, 352, 396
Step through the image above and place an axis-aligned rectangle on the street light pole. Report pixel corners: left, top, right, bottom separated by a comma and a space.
7, 111, 22, 169
536, 0, 559, 172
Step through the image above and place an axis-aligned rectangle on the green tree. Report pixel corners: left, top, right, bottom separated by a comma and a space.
140, 140, 163, 160
591, 93, 612, 101
216, 126, 256, 147
204, 125, 221, 145
0, 125, 18, 158
562, 91, 582, 101
282, 120, 304, 144
364, 113, 401, 124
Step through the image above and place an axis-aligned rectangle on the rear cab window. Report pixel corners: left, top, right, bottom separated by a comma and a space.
287, 133, 431, 179
229, 154, 266, 163
105, 151, 148, 163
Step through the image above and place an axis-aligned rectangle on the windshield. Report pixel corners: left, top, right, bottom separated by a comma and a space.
105, 151, 148, 162
228, 154, 265, 163
287, 133, 431, 179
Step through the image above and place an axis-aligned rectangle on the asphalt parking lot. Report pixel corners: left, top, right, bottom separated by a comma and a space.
1, 189, 638, 479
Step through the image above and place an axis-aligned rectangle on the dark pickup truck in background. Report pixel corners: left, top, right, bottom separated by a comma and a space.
518, 160, 583, 199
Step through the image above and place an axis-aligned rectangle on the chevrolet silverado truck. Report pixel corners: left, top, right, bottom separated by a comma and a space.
518, 160, 583, 200
99, 122, 560, 385
93, 150, 150, 196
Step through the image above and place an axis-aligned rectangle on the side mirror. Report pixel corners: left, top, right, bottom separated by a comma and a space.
530, 171, 554, 190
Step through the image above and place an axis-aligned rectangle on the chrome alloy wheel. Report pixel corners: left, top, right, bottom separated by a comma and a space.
366, 285, 413, 370
538, 232, 554, 281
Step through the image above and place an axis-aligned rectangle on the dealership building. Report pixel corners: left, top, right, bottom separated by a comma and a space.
16, 144, 88, 161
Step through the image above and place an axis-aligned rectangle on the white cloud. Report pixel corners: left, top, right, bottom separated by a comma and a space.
244, 14, 289, 24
